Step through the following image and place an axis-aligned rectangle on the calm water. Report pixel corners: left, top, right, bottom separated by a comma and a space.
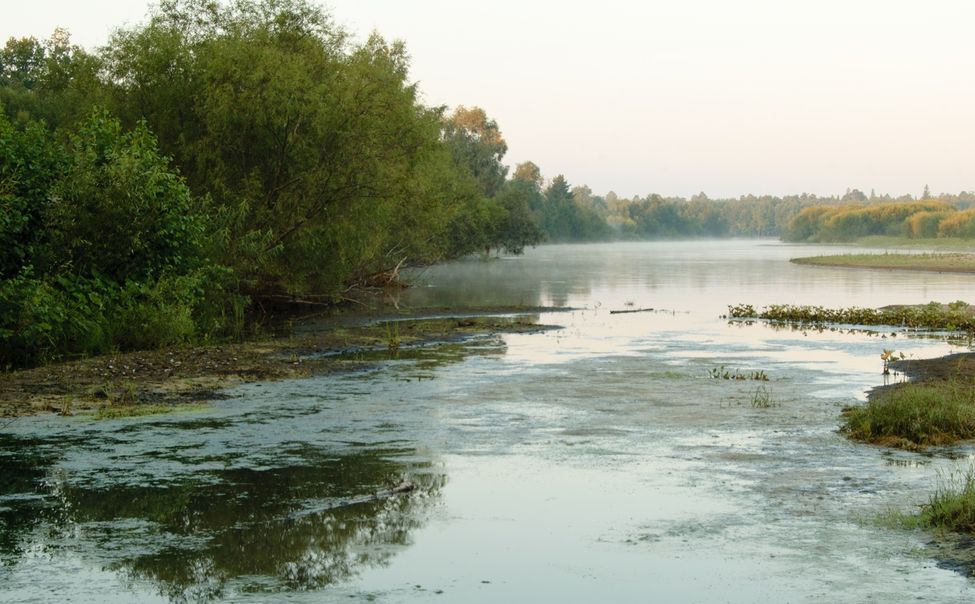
3, 240, 975, 603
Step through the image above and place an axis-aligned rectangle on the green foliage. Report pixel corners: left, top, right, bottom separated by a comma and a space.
494, 180, 545, 254
750, 384, 775, 408
442, 105, 508, 198
708, 365, 769, 381
537, 175, 610, 242
0, 108, 221, 366
44, 113, 203, 282
103, 0, 473, 295
0, 29, 104, 128
842, 377, 975, 449
782, 201, 959, 242
728, 302, 975, 333
918, 466, 975, 535
0, 114, 66, 279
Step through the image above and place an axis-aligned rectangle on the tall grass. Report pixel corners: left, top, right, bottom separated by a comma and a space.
842, 377, 975, 449
919, 466, 975, 535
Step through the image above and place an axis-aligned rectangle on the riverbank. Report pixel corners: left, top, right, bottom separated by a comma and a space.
844, 354, 975, 450
0, 310, 561, 418
791, 252, 975, 273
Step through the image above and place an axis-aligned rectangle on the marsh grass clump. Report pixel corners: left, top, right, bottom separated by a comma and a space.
918, 466, 975, 535
842, 377, 975, 449
750, 384, 775, 408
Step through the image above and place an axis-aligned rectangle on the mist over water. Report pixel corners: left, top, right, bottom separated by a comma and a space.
3, 240, 975, 602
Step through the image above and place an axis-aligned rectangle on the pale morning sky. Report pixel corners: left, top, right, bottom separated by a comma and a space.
2, 0, 973, 199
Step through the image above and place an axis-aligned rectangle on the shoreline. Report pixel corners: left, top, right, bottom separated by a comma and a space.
0, 309, 564, 419
791, 253, 975, 274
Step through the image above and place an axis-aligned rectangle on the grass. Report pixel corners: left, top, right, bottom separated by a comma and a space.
791, 252, 975, 273
877, 466, 975, 536
842, 377, 975, 449
751, 384, 775, 408
919, 466, 975, 535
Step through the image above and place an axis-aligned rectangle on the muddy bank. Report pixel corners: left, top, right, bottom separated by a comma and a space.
888, 352, 975, 382
0, 311, 562, 418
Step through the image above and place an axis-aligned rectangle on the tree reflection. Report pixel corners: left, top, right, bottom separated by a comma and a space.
1, 437, 443, 602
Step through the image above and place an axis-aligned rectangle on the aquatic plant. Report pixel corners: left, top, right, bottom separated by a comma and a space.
842, 377, 975, 449
918, 465, 975, 535
384, 322, 401, 354
708, 365, 769, 381
880, 349, 904, 375
727, 301, 975, 333
750, 384, 775, 408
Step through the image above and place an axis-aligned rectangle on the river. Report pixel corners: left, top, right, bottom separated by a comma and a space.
2, 240, 975, 603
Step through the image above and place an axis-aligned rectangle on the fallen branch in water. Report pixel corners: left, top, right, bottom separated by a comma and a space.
610, 307, 655, 314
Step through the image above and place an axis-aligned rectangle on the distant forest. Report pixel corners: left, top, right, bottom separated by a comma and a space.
2, 0, 973, 365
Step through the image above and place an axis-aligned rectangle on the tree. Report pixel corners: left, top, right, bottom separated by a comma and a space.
492, 180, 544, 255
43, 113, 202, 283
442, 105, 508, 197
103, 0, 471, 295
513, 160, 542, 187
0, 29, 103, 127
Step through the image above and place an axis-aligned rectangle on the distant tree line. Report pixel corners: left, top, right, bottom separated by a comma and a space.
782, 200, 975, 242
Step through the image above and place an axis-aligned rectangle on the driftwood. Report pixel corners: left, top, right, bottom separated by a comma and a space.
609, 307, 655, 314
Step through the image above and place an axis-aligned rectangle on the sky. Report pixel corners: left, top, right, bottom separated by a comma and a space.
2, 0, 974, 199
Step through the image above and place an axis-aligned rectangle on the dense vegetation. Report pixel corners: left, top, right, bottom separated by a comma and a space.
4, 0, 975, 367
728, 302, 975, 332
0, 0, 546, 366
782, 200, 975, 242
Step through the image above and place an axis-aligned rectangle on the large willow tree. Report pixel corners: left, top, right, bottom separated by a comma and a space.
103, 0, 472, 296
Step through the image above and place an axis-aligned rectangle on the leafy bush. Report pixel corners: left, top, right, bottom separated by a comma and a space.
0, 110, 223, 366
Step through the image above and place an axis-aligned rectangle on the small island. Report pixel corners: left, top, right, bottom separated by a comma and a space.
791, 252, 975, 273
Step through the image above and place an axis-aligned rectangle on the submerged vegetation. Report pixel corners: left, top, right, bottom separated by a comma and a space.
727, 301, 975, 333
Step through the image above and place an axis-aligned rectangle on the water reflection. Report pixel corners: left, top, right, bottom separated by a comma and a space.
0, 433, 443, 601
402, 240, 975, 314
0, 436, 62, 560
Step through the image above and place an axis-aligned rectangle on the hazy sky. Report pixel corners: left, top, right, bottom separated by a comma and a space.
3, 0, 974, 198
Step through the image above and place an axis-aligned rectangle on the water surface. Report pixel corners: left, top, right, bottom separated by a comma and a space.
3, 240, 975, 602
